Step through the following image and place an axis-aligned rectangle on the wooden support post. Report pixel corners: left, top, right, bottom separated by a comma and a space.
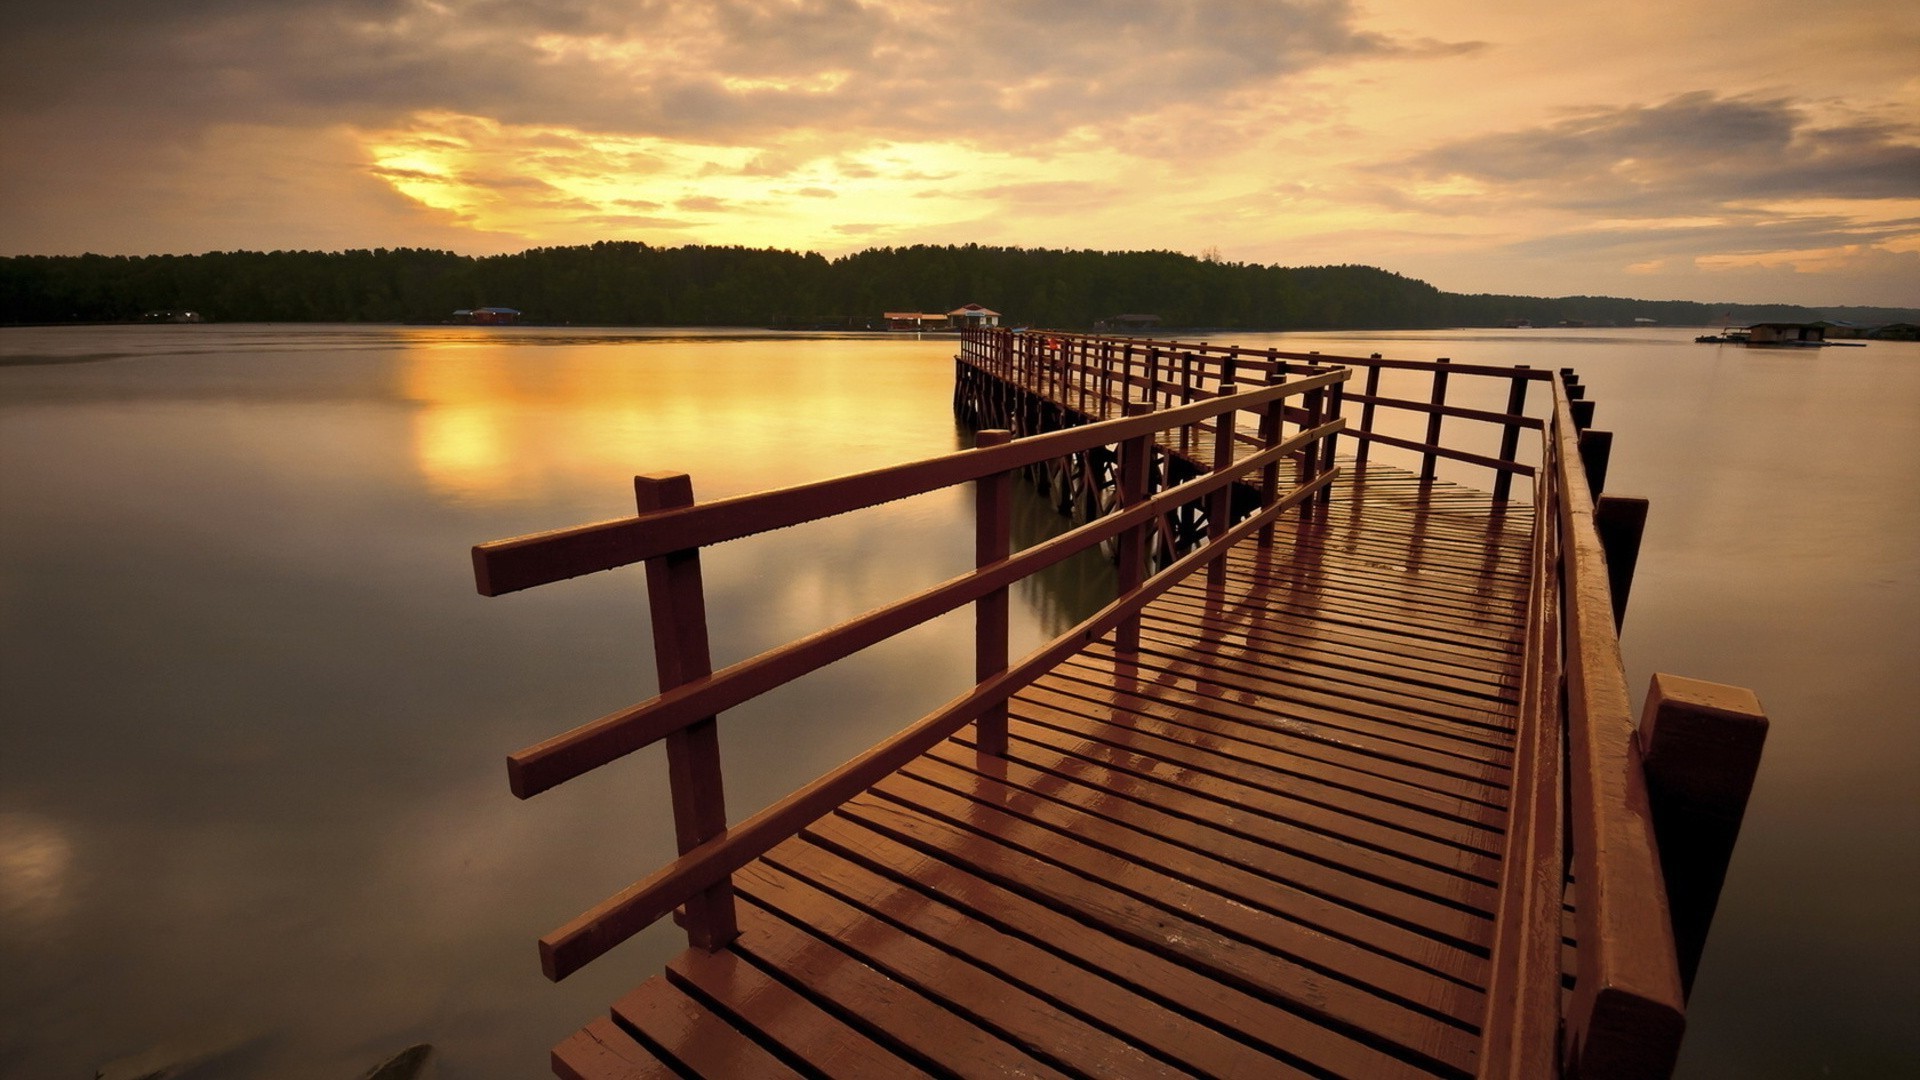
1300, 387, 1325, 520
1355, 359, 1381, 472
1580, 428, 1614, 497
1180, 351, 1196, 456
1638, 674, 1768, 1000
634, 473, 737, 951
1421, 358, 1450, 484
972, 430, 1013, 758
1572, 398, 1597, 431
1258, 367, 1285, 547
1595, 495, 1648, 630
1494, 367, 1530, 506
1116, 400, 1154, 654
1319, 380, 1343, 507
1207, 383, 1237, 591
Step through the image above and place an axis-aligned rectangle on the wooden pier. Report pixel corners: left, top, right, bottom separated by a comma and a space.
472, 329, 1767, 1079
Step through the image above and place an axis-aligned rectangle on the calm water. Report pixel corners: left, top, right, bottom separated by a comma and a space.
2, 325, 1915, 1077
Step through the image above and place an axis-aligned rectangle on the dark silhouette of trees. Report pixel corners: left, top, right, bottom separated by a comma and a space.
3, 243, 1911, 329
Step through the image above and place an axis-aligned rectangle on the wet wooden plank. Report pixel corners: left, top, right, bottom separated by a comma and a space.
552, 1018, 676, 1080
734, 858, 1187, 1079
728, 896, 1071, 1078
761, 831, 1293, 1079
806, 810, 1437, 1079
845, 784, 1484, 1074
607, 978, 803, 1079
663, 947, 928, 1078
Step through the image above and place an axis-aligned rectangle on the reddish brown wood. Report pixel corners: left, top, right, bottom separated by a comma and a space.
973, 430, 1013, 758
634, 473, 737, 952
1206, 384, 1238, 591
1550, 385, 1686, 1080
551, 1017, 677, 1080
1420, 358, 1451, 485
608, 977, 803, 1078
1595, 495, 1648, 631
1637, 674, 1767, 1000
1115, 400, 1154, 654
1579, 428, 1614, 496
1492, 368, 1531, 506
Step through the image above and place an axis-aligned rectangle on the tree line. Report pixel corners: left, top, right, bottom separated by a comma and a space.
3, 242, 1912, 329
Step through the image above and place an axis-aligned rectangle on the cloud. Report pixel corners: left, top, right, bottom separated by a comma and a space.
1395, 92, 1920, 215
0, 0, 1425, 151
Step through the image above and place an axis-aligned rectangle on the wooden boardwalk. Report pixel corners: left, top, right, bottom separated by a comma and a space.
474, 330, 1767, 1079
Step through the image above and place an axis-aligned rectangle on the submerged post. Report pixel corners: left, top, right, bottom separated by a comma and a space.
634, 472, 738, 951
1639, 675, 1768, 1000
1596, 495, 1648, 630
973, 430, 1013, 757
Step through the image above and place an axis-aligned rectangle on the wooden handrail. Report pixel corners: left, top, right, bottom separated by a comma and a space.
505, 420, 1338, 799
478, 360, 1349, 979
961, 329, 1546, 496
1548, 376, 1687, 1076
535, 466, 1339, 980
474, 367, 1347, 596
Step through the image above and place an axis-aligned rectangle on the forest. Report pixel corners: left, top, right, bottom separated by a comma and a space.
3, 242, 1913, 330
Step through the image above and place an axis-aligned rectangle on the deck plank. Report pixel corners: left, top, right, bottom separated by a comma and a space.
552, 460, 1530, 1079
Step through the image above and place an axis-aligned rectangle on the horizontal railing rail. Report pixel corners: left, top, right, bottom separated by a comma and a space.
474, 364, 1349, 980
959, 328, 1549, 500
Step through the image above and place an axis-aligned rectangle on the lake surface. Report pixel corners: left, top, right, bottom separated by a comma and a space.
2, 324, 1915, 1078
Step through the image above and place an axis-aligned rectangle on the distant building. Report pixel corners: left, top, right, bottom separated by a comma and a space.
1095, 314, 1162, 331
140, 310, 203, 323
453, 306, 522, 325
883, 311, 951, 331
1745, 322, 1825, 346
947, 304, 1001, 329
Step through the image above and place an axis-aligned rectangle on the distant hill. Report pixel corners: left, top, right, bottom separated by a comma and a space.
3, 243, 1914, 330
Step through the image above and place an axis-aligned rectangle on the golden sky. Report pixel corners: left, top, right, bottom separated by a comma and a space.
2, 0, 1916, 305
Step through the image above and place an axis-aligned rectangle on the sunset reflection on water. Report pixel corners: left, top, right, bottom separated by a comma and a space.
3, 324, 1916, 1078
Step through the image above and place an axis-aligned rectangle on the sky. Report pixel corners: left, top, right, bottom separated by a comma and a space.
1, 0, 1916, 306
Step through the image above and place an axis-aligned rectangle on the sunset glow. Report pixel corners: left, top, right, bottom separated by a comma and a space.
3, 0, 1915, 304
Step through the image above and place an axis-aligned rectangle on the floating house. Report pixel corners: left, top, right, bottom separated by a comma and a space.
947, 303, 1001, 329
1745, 322, 1825, 346
883, 311, 951, 331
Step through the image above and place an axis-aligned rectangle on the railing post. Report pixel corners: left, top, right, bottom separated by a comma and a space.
634, 472, 738, 951
1580, 429, 1614, 496
1421, 357, 1450, 485
1319, 378, 1344, 508
1595, 495, 1649, 630
1493, 367, 1530, 506
1300, 386, 1325, 520
1116, 400, 1154, 654
1638, 674, 1769, 1001
1179, 350, 1196, 456
1207, 383, 1238, 591
1355, 357, 1381, 472
973, 429, 1013, 758
1258, 367, 1286, 547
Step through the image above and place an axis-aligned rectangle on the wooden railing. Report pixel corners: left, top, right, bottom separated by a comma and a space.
958, 329, 1760, 1079
472, 364, 1348, 980
476, 330, 1765, 1078
957, 328, 1553, 502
